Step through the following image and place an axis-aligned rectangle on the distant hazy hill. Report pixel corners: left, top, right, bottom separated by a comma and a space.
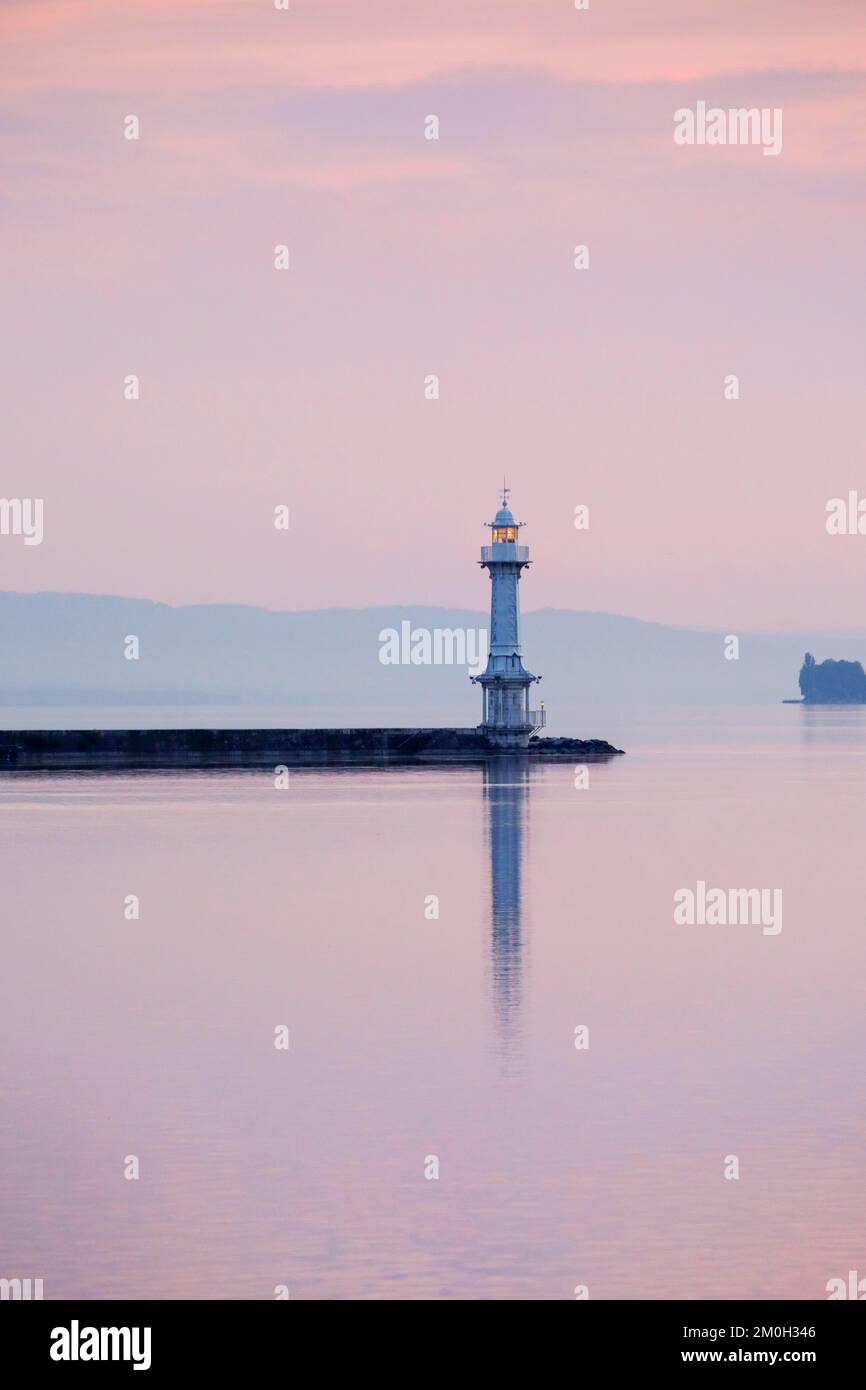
1, 591, 864, 707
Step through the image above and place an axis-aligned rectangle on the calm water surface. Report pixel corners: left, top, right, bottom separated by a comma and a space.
1, 704, 865, 1299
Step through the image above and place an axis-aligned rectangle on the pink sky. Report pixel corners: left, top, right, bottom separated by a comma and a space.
3, 0, 866, 629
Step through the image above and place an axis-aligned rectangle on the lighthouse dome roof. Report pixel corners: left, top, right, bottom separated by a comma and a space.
494, 505, 515, 524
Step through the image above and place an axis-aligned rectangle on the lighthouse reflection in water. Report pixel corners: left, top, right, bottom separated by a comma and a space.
483, 754, 530, 1059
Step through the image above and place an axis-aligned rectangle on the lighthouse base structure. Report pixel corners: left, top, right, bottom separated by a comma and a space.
476, 674, 543, 749
482, 727, 533, 751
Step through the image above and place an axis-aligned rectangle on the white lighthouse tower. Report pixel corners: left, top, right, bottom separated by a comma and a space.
472, 487, 545, 749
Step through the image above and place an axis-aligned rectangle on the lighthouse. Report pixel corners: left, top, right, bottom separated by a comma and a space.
472, 487, 545, 749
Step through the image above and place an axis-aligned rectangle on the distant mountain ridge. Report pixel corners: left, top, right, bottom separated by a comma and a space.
1, 591, 864, 708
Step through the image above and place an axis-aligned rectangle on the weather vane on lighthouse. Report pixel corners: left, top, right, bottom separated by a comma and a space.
472, 487, 545, 749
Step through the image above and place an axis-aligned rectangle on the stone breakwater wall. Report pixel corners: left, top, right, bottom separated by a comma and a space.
0, 728, 624, 770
